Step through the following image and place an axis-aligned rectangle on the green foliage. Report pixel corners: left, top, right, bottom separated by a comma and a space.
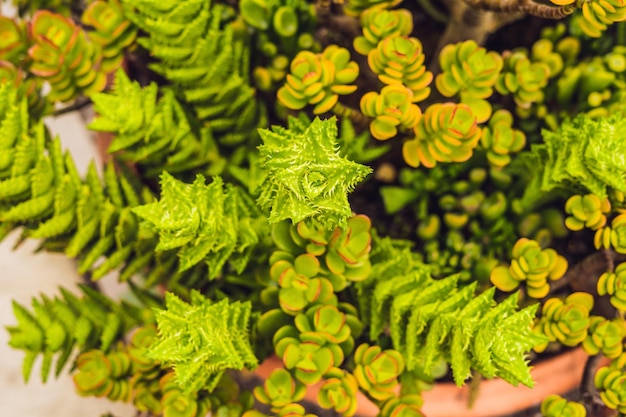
353, 343, 404, 401
28, 10, 108, 102
277, 45, 359, 114
378, 394, 424, 417
6, 284, 152, 383
253, 369, 305, 412
564, 193, 610, 231
357, 236, 546, 386
353, 8, 413, 56
121, 0, 266, 145
563, 0, 626, 38
480, 109, 526, 168
540, 394, 586, 417
9, 0, 73, 17
496, 50, 551, 110
147, 291, 258, 393
403, 103, 482, 168
317, 368, 359, 416
490, 238, 568, 299
598, 261, 626, 310
595, 357, 626, 414
518, 113, 626, 210
582, 316, 626, 358
360, 84, 422, 140
257, 117, 372, 230
132, 172, 263, 277
81, 0, 137, 73
74, 347, 134, 401
0, 16, 28, 64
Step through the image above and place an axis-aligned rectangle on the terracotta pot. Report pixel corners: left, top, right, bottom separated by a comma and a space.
254, 348, 603, 417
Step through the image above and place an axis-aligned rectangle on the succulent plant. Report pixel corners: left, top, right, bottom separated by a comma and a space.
159, 372, 212, 417
532, 292, 593, 352
496, 50, 551, 110
479, 109, 526, 168
368, 36, 433, 102
402, 102, 482, 168
253, 369, 306, 412
277, 46, 359, 114
353, 9, 413, 56
360, 84, 422, 140
598, 262, 626, 311
540, 394, 586, 417
343, 0, 403, 17
353, 343, 404, 401
582, 316, 626, 358
564, 194, 611, 231
595, 361, 626, 414
595, 212, 626, 253
73, 348, 132, 401
317, 368, 359, 416
570, 0, 626, 38
378, 394, 425, 417
81, 0, 137, 73
490, 238, 568, 299
0, 16, 28, 64
28, 10, 108, 102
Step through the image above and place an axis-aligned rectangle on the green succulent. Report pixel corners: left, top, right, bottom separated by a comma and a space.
160, 372, 212, 417
378, 395, 425, 417
479, 109, 526, 168
353, 344, 404, 401
368, 36, 433, 102
595, 213, 626, 253
595, 361, 626, 414
295, 305, 353, 345
496, 50, 551, 110
253, 369, 306, 412
73, 348, 132, 401
277, 46, 359, 114
0, 16, 28, 64
540, 394, 586, 417
402, 102, 482, 168
490, 237, 568, 299
598, 262, 626, 311
570, 0, 626, 38
436, 40, 503, 122
28, 10, 107, 102
360, 84, 422, 140
317, 368, 359, 416
564, 194, 610, 231
353, 9, 413, 56
269, 253, 335, 314
81, 0, 137, 73
532, 292, 593, 352
582, 316, 626, 358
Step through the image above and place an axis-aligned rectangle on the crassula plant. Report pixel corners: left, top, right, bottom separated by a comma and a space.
5, 1, 626, 417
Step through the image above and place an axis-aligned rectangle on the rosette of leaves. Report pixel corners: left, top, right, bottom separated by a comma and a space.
360, 84, 422, 140
277, 45, 359, 114
159, 372, 213, 417
598, 262, 626, 310
518, 113, 626, 210
343, 0, 402, 17
81, 0, 137, 73
479, 109, 526, 168
146, 291, 258, 393
402, 102, 482, 168
378, 395, 425, 417
0, 16, 28, 64
564, 194, 610, 231
7, 284, 150, 383
563, 0, 626, 38
368, 36, 433, 102
490, 238, 568, 299
582, 316, 626, 358
353, 344, 404, 401
435, 40, 503, 122
0, 61, 48, 118
496, 50, 551, 110
10, 0, 73, 17
540, 394, 586, 417
595, 361, 626, 414
89, 70, 225, 177
317, 368, 359, 416
73, 347, 133, 401
353, 8, 413, 56
121, 0, 265, 145
532, 292, 593, 352
253, 369, 305, 412
357, 237, 546, 386
595, 212, 626, 253
132, 172, 263, 277
269, 253, 335, 314
28, 10, 107, 102
256, 117, 372, 230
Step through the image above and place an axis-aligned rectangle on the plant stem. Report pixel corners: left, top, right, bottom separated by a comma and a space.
467, 0, 575, 19
332, 101, 371, 131
579, 354, 613, 416
416, 0, 449, 24
549, 249, 626, 295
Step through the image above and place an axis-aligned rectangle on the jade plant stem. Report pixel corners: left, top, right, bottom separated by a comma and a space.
331, 101, 371, 131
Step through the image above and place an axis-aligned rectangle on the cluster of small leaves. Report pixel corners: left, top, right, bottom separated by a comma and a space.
90, 70, 224, 177
496, 49, 552, 111
598, 261, 626, 310
353, 344, 404, 402
7, 284, 154, 383
256, 116, 372, 230
594, 211, 626, 253
533, 292, 593, 352
480, 109, 526, 168
564, 193, 611, 231
353, 8, 413, 56
490, 237, 568, 299
540, 394, 586, 417
554, 0, 626, 38
121, 0, 266, 145
518, 113, 626, 211
595, 353, 626, 414
240, 0, 319, 92
146, 291, 258, 393
360, 84, 422, 141
356, 236, 546, 386
8, 0, 74, 17
436, 40, 503, 123
277, 45, 359, 114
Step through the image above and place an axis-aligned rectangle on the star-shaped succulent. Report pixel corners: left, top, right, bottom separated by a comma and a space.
257, 117, 372, 230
